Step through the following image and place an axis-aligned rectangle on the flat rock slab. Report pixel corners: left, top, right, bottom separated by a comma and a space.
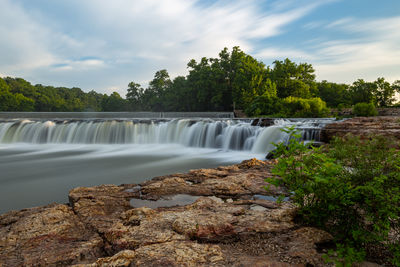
321, 116, 400, 142
138, 158, 284, 199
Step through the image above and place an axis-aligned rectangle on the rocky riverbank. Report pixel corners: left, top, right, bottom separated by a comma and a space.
3, 116, 397, 266
0, 159, 337, 266
321, 116, 400, 142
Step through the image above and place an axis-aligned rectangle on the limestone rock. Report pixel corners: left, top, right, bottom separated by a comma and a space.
133, 241, 225, 266
73, 250, 136, 267
0, 204, 104, 266
69, 184, 138, 233
75, 241, 225, 267
139, 158, 284, 200
103, 208, 186, 254
321, 116, 400, 142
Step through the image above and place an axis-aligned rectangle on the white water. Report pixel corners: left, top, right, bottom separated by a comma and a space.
0, 117, 333, 213
0, 119, 271, 150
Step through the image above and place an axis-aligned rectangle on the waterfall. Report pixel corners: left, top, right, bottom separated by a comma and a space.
0, 118, 333, 153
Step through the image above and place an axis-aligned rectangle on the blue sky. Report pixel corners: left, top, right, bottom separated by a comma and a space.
0, 0, 399, 96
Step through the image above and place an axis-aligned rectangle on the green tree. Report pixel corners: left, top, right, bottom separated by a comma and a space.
392, 80, 400, 93
348, 79, 376, 105
162, 76, 191, 111
317, 81, 351, 107
4, 77, 37, 98
186, 57, 218, 111
374, 77, 395, 107
0, 77, 10, 92
186, 47, 276, 112
126, 82, 144, 111
85, 90, 103, 111
14, 93, 34, 111
142, 69, 172, 111
269, 58, 316, 98
101, 92, 127, 111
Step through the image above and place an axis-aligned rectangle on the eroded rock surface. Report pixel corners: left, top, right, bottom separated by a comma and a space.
138, 158, 284, 199
321, 116, 400, 142
0, 159, 334, 266
0, 204, 104, 266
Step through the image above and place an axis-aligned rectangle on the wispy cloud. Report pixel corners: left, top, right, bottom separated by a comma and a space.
255, 14, 400, 83
3, 0, 398, 93
312, 16, 400, 82
0, 0, 56, 71
52, 58, 105, 71
0, 0, 330, 93
255, 48, 314, 62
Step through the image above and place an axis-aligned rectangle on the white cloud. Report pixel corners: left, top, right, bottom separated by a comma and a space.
0, 0, 57, 72
53, 59, 106, 71
312, 17, 400, 83
255, 48, 314, 62
254, 15, 400, 84
0, 0, 327, 93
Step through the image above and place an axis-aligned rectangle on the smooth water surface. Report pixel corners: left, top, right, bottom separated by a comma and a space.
0, 116, 334, 213
0, 143, 264, 213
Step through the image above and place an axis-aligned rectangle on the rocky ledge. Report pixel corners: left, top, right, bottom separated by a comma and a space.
321, 116, 400, 142
0, 159, 340, 267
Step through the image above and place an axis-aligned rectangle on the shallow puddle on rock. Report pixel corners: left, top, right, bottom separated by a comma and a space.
125, 185, 141, 193
130, 194, 200, 209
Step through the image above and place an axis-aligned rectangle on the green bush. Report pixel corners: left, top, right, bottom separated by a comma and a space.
244, 95, 281, 117
246, 96, 330, 117
267, 129, 400, 265
281, 96, 330, 117
352, 102, 378, 117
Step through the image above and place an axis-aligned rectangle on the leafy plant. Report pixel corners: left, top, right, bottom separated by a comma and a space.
352, 102, 378, 117
267, 128, 400, 265
281, 96, 330, 118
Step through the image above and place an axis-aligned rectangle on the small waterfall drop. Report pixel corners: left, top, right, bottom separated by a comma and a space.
0, 118, 334, 153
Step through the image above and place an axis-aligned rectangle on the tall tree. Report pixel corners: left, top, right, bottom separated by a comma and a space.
143, 69, 172, 111
317, 81, 350, 107
162, 76, 190, 111
374, 77, 395, 107
126, 82, 144, 111
269, 58, 316, 98
348, 79, 377, 105
101, 92, 127, 111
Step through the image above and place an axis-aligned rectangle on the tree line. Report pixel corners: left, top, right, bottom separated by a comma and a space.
1, 46, 399, 116
0, 77, 127, 112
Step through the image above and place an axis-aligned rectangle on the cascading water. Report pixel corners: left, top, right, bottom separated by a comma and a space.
0, 116, 335, 213
0, 118, 331, 153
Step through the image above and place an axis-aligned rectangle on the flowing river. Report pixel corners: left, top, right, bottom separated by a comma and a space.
0, 114, 334, 213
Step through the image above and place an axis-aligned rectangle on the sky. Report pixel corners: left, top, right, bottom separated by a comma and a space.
0, 0, 399, 96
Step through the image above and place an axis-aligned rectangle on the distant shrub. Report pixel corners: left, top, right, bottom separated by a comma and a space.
337, 103, 346, 111
281, 96, 330, 118
246, 96, 330, 118
352, 102, 378, 117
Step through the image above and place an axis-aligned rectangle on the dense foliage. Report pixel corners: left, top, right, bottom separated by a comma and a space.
352, 102, 378, 117
1, 46, 400, 115
0, 77, 127, 112
268, 129, 400, 265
